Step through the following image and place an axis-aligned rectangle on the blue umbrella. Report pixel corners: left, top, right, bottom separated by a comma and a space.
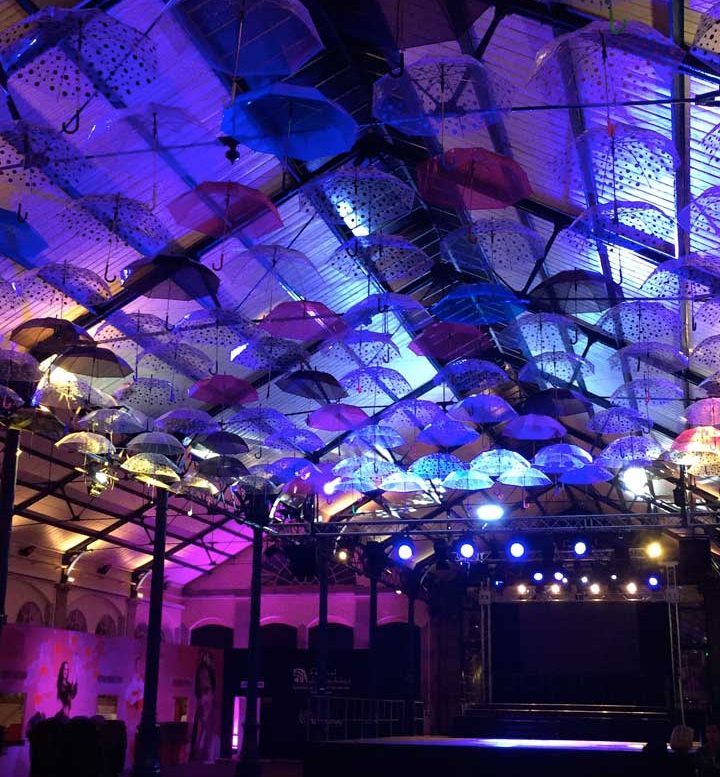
222, 83, 358, 162
0, 208, 47, 264
431, 282, 527, 325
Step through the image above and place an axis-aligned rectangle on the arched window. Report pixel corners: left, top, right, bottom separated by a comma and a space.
191, 624, 234, 649
260, 623, 298, 650
308, 623, 354, 651
134, 622, 148, 639
66, 609, 88, 632
95, 614, 117, 637
16, 601, 44, 625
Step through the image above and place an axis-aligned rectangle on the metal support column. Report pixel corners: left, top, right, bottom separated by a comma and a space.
0, 428, 19, 637
405, 593, 417, 734
666, 563, 685, 724
368, 576, 378, 699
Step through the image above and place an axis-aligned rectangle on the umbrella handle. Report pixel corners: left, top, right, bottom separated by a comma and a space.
608, 5, 627, 34
346, 238, 359, 258
208, 363, 218, 375
15, 203, 28, 223
389, 51, 405, 78
212, 252, 225, 272
103, 263, 117, 284
62, 109, 81, 135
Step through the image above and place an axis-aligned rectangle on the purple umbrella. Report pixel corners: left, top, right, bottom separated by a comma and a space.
502, 414, 566, 441
434, 359, 508, 394
587, 407, 653, 435
416, 416, 480, 447
448, 395, 517, 424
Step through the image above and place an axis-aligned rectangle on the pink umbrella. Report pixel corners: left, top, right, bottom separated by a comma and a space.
188, 375, 258, 405
409, 321, 493, 361
417, 147, 532, 212
168, 181, 282, 239
306, 403, 369, 431
502, 413, 566, 441
258, 300, 346, 341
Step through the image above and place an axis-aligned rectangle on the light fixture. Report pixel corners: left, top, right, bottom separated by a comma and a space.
550, 583, 561, 595
395, 539, 415, 562
626, 581, 638, 595
646, 541, 663, 560
477, 503, 504, 522
573, 540, 588, 557
456, 536, 477, 560
532, 571, 544, 583
508, 541, 526, 559
336, 549, 349, 563
610, 573, 618, 581
589, 583, 601, 595
553, 571, 564, 582
580, 575, 589, 585
517, 584, 528, 595
648, 575, 660, 588
621, 466, 648, 495
395, 588, 403, 595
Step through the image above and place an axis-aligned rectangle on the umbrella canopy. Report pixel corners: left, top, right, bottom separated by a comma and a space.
259, 300, 345, 342
340, 367, 411, 398
121, 255, 220, 301
127, 431, 185, 458
7, 406, 64, 439
0, 385, 23, 411
448, 394, 517, 424
276, 370, 346, 403
381, 398, 444, 430
56, 431, 115, 456
323, 330, 400, 367
231, 334, 303, 371
416, 416, 480, 447
154, 408, 217, 437
10, 318, 94, 361
499, 313, 579, 354
306, 403, 369, 432
173, 309, 256, 350
610, 377, 684, 407
168, 181, 282, 240
34, 374, 115, 412
642, 254, 720, 299
188, 375, 258, 406
78, 407, 150, 435
692, 335, 720, 371
596, 434, 665, 468
597, 301, 680, 345
343, 292, 427, 328
560, 465, 614, 485
192, 430, 249, 456
521, 389, 591, 417
330, 234, 433, 284
409, 322, 493, 361
0, 208, 48, 263
528, 270, 622, 315
435, 359, 509, 394
409, 453, 465, 482
197, 455, 249, 481
114, 377, 176, 418
378, 471, 428, 493
502, 414, 566, 441
587, 407, 653, 435
609, 341, 688, 374
686, 398, 720, 427
265, 428, 323, 454
347, 423, 405, 450
122, 453, 180, 480
518, 351, 594, 386
53, 345, 132, 379
431, 282, 527, 326
417, 147, 532, 211
533, 443, 592, 474
222, 83, 358, 161
497, 467, 552, 487
672, 426, 720, 454
471, 449, 530, 476
442, 469, 493, 491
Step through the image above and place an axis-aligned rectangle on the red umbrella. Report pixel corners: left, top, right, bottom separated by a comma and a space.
409, 322, 493, 361
168, 181, 282, 239
188, 375, 258, 405
417, 147, 532, 211
306, 403, 369, 431
259, 300, 346, 341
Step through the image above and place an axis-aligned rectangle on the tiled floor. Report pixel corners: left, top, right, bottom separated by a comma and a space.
156, 760, 303, 777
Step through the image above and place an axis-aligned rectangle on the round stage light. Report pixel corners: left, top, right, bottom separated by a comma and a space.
626, 581, 638, 595
459, 541, 476, 560
550, 583, 561, 595
646, 541, 663, 559
648, 575, 660, 588
622, 466, 648, 494
508, 541, 526, 559
396, 540, 415, 562
610, 573, 618, 581
562, 577, 568, 584
477, 503, 504, 522
336, 549, 349, 562
589, 583, 600, 595
517, 584, 528, 595
573, 540, 588, 557
532, 571, 544, 583
580, 575, 589, 585
553, 571, 564, 582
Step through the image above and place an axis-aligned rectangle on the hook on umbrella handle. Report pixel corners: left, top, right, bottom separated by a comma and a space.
212, 252, 225, 272
103, 264, 117, 284
389, 51, 405, 78
346, 239, 360, 258
16, 202, 28, 223
61, 109, 81, 135
208, 362, 218, 375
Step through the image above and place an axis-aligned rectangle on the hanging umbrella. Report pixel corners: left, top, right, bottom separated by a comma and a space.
7, 406, 64, 439
265, 427, 323, 454
609, 341, 688, 374
587, 407, 653, 435
127, 431, 185, 458
172, 474, 220, 497
21, 265, 111, 309
78, 407, 150, 435
121, 452, 180, 480
431, 283, 527, 326
417, 147, 532, 212
692, 335, 720, 371
610, 377, 684, 407
373, 55, 512, 137
672, 426, 720, 454
380, 398, 443, 430
530, 20, 683, 104
339, 366, 411, 398
168, 181, 282, 240
528, 270, 623, 315
34, 374, 115, 411
329, 234, 432, 283
686, 398, 720, 427
417, 416, 479, 447
502, 414, 566, 441
235, 244, 314, 274
347, 423, 405, 450
435, 359, 508, 394
409, 321, 492, 361
307, 403, 369, 431
701, 372, 720, 397
173, 308, 256, 350
409, 453, 465, 482
192, 430, 249, 456
0, 349, 40, 387
154, 408, 217, 437
343, 292, 428, 329
56, 431, 115, 456
448, 394, 517, 424
175, 0, 322, 78
114, 377, 176, 417
222, 83, 358, 161
521, 389, 591, 417
197, 455, 249, 481
259, 300, 345, 342
518, 352, 594, 386
0, 7, 157, 106
0, 208, 47, 263
560, 465, 614, 485
442, 469, 493, 491
596, 434, 664, 468
276, 370, 347, 403
378, 471, 427, 493
499, 313, 579, 354
10, 318, 94, 361
121, 255, 220, 301
299, 166, 415, 235
641, 254, 720, 300
0, 385, 23, 411
53, 345, 132, 379
231, 333, 303, 372
533, 443, 592, 474
264, 457, 316, 481
62, 195, 172, 256
323, 330, 400, 366
96, 311, 175, 361
188, 375, 258, 406
471, 449, 530, 477
679, 187, 720, 249
692, 5, 720, 70
226, 406, 294, 440
441, 218, 544, 277
498, 467, 552, 487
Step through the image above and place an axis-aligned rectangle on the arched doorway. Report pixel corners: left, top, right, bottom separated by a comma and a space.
375, 622, 421, 699
191, 624, 234, 649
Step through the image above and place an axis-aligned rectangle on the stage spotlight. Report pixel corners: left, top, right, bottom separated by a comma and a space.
494, 579, 505, 589
508, 541, 526, 559
646, 541, 663, 560
395, 588, 403, 595
573, 540, 588, 557
562, 577, 568, 584
648, 575, 660, 588
517, 584, 528, 595
589, 583, 601, 595
477, 503, 504, 522
550, 583, 561, 595
610, 573, 618, 581
395, 540, 415, 562
336, 548, 349, 562
553, 571, 564, 582
626, 581, 638, 595
580, 575, 589, 585
458, 538, 477, 560
532, 571, 544, 583
621, 466, 648, 494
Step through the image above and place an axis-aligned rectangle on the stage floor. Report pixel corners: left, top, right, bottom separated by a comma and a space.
351, 735, 648, 751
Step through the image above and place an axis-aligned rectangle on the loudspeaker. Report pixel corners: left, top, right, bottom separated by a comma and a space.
678, 538, 711, 585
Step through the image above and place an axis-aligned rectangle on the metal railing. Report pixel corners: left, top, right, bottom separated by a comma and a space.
305, 696, 424, 741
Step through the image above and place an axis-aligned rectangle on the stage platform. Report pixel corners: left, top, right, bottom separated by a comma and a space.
302, 736, 688, 777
